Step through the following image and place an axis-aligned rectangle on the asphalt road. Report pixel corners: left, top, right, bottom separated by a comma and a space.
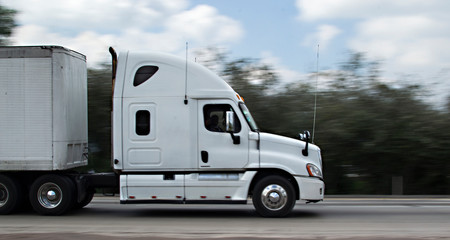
0, 197, 449, 240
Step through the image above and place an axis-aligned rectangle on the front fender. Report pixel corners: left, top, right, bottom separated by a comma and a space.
259, 133, 321, 177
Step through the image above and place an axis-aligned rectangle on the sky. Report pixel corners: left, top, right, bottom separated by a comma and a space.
3, 0, 450, 105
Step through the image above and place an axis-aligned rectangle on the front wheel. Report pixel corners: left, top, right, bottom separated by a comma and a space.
29, 175, 76, 215
252, 175, 296, 217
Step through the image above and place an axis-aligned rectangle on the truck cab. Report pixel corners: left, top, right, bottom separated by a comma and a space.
112, 50, 324, 217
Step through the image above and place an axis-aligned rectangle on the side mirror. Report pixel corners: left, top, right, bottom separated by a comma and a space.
225, 111, 235, 132
299, 131, 310, 142
225, 111, 240, 144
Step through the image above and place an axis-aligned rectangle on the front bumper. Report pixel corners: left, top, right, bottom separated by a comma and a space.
295, 176, 324, 201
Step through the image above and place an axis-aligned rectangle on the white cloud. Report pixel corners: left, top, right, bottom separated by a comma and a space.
259, 51, 305, 84
296, 0, 450, 106
303, 25, 341, 50
167, 5, 243, 44
296, 0, 449, 21
350, 16, 450, 74
259, 52, 342, 93
4, 0, 244, 67
12, 25, 115, 64
5, 0, 189, 32
296, 0, 450, 73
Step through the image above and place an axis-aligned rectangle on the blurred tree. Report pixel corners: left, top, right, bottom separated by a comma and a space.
0, 4, 17, 45
222, 58, 280, 132
447, 96, 450, 113
313, 53, 449, 194
84, 64, 113, 172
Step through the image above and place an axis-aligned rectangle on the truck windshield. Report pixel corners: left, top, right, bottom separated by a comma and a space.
239, 103, 259, 132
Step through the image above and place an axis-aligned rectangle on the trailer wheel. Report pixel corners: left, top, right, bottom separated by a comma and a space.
0, 175, 24, 215
252, 175, 296, 217
29, 175, 76, 215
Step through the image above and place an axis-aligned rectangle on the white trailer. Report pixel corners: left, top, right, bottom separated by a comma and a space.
0, 46, 324, 217
0, 46, 88, 170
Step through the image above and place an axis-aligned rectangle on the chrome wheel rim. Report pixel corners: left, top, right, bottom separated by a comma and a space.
0, 183, 8, 207
37, 182, 62, 209
261, 184, 288, 211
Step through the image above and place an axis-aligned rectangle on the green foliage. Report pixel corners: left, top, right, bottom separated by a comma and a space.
309, 56, 449, 195
84, 65, 113, 172
0, 4, 17, 46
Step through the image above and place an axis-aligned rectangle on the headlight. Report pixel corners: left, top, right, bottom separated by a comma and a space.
306, 163, 323, 179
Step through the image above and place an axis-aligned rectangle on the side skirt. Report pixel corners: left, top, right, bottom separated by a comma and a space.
120, 200, 247, 205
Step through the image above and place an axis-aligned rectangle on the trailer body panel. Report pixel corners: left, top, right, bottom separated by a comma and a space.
0, 46, 88, 171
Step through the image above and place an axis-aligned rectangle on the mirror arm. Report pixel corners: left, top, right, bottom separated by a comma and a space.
301, 130, 310, 156
302, 141, 309, 156
229, 133, 240, 145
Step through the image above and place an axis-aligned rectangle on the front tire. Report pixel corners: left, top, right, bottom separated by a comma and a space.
252, 175, 296, 217
0, 174, 24, 215
29, 175, 76, 215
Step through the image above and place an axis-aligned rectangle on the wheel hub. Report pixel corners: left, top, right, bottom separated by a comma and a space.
268, 192, 280, 202
47, 190, 57, 201
37, 182, 62, 209
261, 184, 288, 211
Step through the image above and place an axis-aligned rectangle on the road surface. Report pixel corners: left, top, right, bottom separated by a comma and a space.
0, 196, 449, 239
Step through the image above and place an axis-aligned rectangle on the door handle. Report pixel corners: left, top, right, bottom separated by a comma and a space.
201, 151, 208, 163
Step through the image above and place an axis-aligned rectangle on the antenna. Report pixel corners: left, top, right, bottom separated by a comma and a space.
312, 44, 319, 143
184, 42, 188, 105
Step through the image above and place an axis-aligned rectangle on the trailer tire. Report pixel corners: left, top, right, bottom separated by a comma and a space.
252, 175, 296, 217
0, 175, 24, 215
29, 175, 76, 215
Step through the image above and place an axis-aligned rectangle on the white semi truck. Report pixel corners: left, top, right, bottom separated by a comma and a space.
0, 46, 324, 217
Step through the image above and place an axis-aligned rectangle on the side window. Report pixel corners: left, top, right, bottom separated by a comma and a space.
136, 110, 150, 136
203, 104, 241, 133
133, 66, 159, 87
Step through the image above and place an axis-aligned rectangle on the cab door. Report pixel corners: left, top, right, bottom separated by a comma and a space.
197, 100, 249, 169
122, 101, 159, 170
